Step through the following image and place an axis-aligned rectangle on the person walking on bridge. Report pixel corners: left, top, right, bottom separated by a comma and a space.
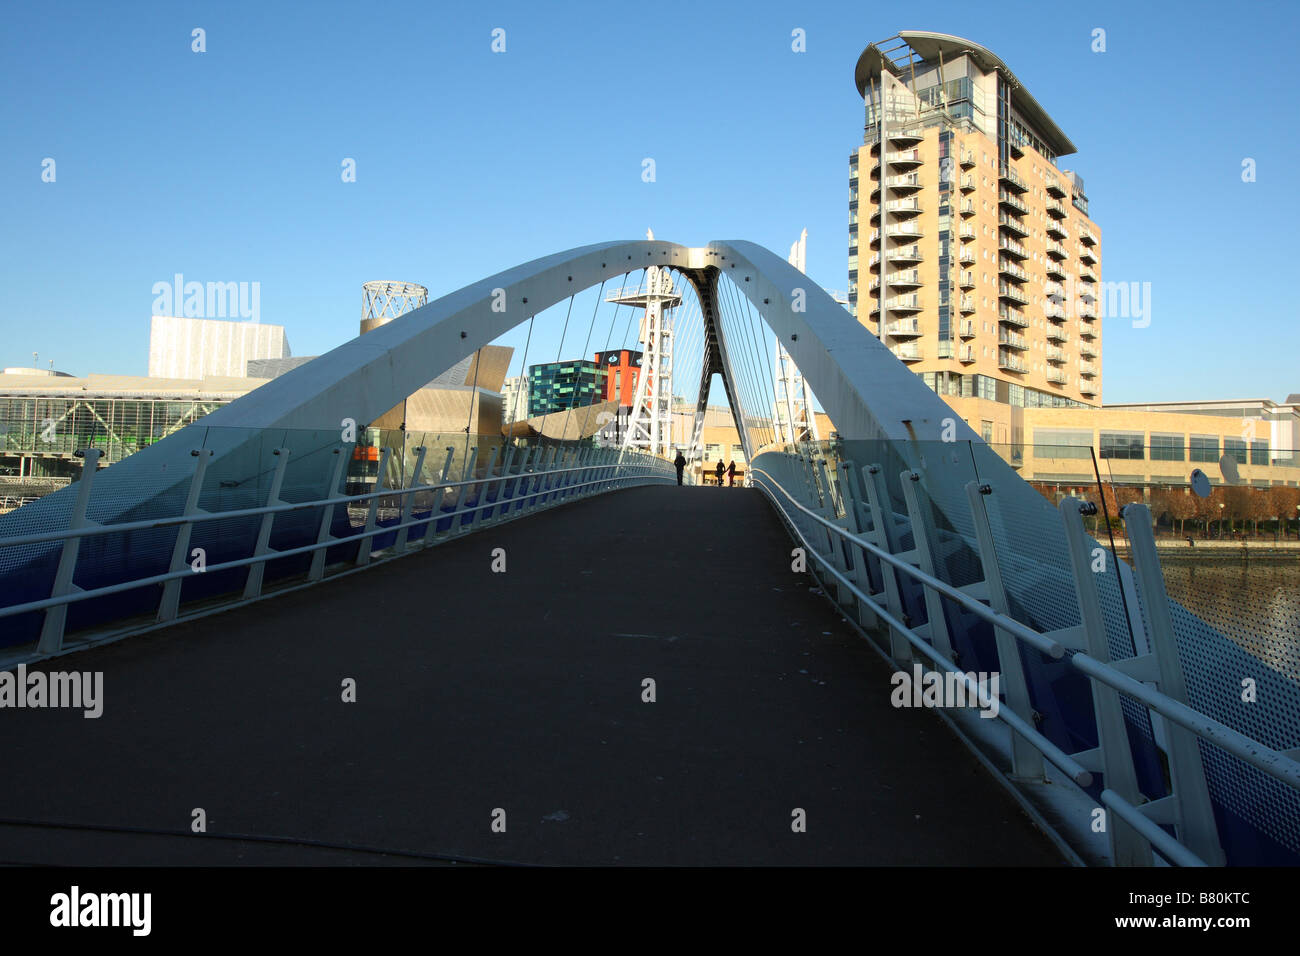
715, 460, 725, 488
674, 449, 686, 486
727, 460, 736, 488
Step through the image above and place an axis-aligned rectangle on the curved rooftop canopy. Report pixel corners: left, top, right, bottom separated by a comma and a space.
853, 30, 1077, 158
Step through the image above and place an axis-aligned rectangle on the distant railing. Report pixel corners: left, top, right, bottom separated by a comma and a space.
0, 442, 673, 663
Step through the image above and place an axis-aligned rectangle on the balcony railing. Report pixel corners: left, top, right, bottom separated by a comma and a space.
959, 148, 976, 168
884, 269, 922, 287
998, 163, 1028, 192
998, 190, 1029, 215
1047, 369, 1068, 385
885, 319, 922, 337
999, 260, 1029, 282
886, 149, 923, 167
885, 173, 922, 192
998, 331, 1029, 350
885, 294, 922, 312
959, 320, 976, 337
959, 199, 976, 217
1046, 260, 1067, 280
885, 198, 923, 216
890, 344, 923, 361
998, 352, 1028, 372
1045, 241, 1067, 260
1046, 199, 1066, 219
888, 245, 924, 263
959, 225, 976, 240
1079, 321, 1097, 338
1047, 221, 1069, 240
959, 270, 976, 289
1079, 361, 1098, 377
1079, 227, 1098, 246
998, 304, 1029, 326
959, 174, 976, 192
1047, 325, 1069, 343
998, 213, 1029, 237
958, 345, 976, 362
999, 238, 1029, 260
1047, 346, 1067, 363
958, 295, 975, 313
887, 222, 924, 239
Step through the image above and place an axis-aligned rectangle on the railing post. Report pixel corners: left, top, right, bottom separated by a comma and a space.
157, 449, 212, 623
309, 445, 351, 580
505, 447, 533, 516
394, 445, 427, 552
485, 445, 515, 523
37, 448, 102, 655
861, 464, 912, 664
421, 447, 456, 548
242, 447, 291, 599
814, 459, 851, 606
899, 470, 956, 662
468, 446, 499, 531
1059, 496, 1152, 864
354, 446, 392, 566
965, 480, 1045, 782
1122, 502, 1226, 866
836, 460, 879, 629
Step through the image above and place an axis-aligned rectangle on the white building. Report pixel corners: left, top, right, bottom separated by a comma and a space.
148, 315, 290, 379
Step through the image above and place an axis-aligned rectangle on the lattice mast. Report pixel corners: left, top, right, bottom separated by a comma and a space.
608, 264, 681, 459
775, 231, 821, 444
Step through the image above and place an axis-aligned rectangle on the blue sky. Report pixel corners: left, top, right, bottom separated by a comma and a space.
2, 0, 1297, 403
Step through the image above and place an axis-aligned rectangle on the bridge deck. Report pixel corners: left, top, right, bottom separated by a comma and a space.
0, 485, 1061, 865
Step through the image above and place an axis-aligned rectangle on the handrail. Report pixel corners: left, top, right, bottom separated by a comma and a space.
748, 462, 1300, 795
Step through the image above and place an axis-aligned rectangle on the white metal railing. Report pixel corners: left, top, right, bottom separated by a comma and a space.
748, 456, 1300, 868
0, 443, 674, 660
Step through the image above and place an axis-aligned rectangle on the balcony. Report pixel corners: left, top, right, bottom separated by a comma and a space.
1043, 281, 1065, 300
1079, 227, 1098, 247
1047, 369, 1068, 386
999, 238, 1029, 260
886, 149, 923, 169
958, 248, 975, 265
998, 213, 1029, 238
959, 224, 976, 240
998, 190, 1029, 215
958, 319, 976, 338
999, 260, 1030, 284
1045, 178, 1067, 199
959, 148, 976, 168
867, 253, 881, 270
1045, 260, 1067, 281
1079, 361, 1098, 378
1078, 321, 1097, 339
959, 199, 976, 218
999, 284, 1030, 306
959, 173, 976, 192
1078, 302, 1098, 319
1079, 287, 1096, 304
885, 294, 922, 313
1045, 241, 1067, 260
998, 330, 1029, 351
999, 163, 1028, 193
1047, 220, 1069, 241
1080, 342, 1098, 359
959, 270, 976, 289
887, 245, 924, 264
1045, 199, 1066, 220
890, 127, 924, 146
998, 304, 1029, 326
887, 222, 925, 240
885, 197, 923, 217
885, 173, 922, 193
958, 344, 976, 363
884, 269, 922, 287
886, 318, 923, 337
958, 294, 975, 314
1047, 346, 1067, 363
1079, 381, 1098, 397
891, 344, 924, 362
1046, 325, 1069, 343
1078, 245, 1097, 266
998, 352, 1028, 373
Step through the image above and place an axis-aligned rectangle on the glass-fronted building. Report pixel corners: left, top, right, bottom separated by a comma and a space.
527, 360, 607, 417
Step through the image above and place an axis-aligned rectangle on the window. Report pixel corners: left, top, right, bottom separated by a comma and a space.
1189, 436, 1219, 463
1034, 428, 1093, 460
1251, 440, 1270, 465
704, 443, 719, 461
981, 421, 994, 443
1100, 431, 1144, 460
1150, 433, 1184, 461
1224, 437, 1247, 464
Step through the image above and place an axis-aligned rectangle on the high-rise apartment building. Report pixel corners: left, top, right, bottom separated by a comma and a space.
849, 31, 1102, 441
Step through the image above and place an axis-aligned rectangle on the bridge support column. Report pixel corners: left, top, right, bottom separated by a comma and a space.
37, 449, 103, 655
309, 446, 350, 579
157, 449, 213, 622
1122, 503, 1226, 866
966, 481, 1045, 783
242, 447, 291, 599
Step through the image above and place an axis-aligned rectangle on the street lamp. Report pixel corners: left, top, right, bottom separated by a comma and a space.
1218, 502, 1225, 538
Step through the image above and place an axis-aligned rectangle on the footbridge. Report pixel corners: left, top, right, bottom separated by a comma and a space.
0, 240, 1297, 867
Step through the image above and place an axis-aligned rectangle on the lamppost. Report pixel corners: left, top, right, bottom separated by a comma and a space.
1218, 501, 1225, 538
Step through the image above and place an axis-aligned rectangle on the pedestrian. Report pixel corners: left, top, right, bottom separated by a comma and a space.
727, 460, 736, 487
674, 449, 686, 486
715, 460, 724, 488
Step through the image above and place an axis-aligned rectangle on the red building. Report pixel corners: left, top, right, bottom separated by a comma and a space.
594, 349, 643, 406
